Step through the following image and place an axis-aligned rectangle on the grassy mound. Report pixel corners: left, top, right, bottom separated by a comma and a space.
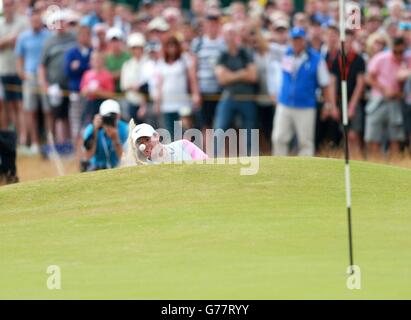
0, 157, 410, 299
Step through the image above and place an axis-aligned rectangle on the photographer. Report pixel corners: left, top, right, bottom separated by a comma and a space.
82, 99, 128, 171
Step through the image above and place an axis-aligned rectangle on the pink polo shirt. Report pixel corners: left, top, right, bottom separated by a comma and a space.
368, 51, 411, 97
80, 69, 115, 100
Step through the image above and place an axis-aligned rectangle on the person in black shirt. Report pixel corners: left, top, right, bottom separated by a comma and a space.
214, 23, 258, 157
330, 29, 366, 157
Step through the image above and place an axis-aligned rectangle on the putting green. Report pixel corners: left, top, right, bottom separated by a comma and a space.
0, 157, 410, 299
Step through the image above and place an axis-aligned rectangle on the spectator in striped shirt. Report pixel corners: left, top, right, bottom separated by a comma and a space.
191, 9, 225, 130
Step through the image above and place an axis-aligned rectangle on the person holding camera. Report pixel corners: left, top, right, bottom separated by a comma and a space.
82, 99, 128, 171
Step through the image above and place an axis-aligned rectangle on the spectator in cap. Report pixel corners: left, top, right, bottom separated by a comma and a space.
147, 17, 170, 43
82, 99, 128, 171
64, 8, 81, 35
105, 27, 131, 93
273, 27, 336, 157
121, 33, 148, 124
163, 7, 183, 33
269, 18, 290, 62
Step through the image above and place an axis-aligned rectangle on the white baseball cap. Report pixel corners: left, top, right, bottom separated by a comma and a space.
148, 17, 169, 32
127, 32, 146, 48
99, 99, 121, 116
132, 123, 156, 144
106, 27, 124, 41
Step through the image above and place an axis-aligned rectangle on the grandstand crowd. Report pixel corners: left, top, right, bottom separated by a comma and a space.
1, 0, 411, 170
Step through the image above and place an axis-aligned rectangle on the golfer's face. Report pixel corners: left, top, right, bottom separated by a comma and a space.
138, 137, 157, 159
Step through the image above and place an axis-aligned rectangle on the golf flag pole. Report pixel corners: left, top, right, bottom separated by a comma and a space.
339, 0, 355, 275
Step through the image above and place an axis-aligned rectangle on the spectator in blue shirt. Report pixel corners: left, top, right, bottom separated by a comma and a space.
273, 27, 336, 157
65, 26, 93, 147
15, 9, 51, 155
83, 99, 128, 171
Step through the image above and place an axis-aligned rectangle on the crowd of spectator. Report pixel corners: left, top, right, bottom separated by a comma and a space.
1, 0, 411, 171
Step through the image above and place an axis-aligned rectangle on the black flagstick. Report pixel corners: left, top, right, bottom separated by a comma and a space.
339, 0, 355, 275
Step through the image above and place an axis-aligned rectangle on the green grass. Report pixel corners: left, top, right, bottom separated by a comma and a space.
0, 157, 410, 299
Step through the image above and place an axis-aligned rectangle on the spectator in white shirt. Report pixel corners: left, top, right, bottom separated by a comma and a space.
121, 33, 147, 124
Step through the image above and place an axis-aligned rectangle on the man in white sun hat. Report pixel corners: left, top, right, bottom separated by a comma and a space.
82, 99, 128, 171
147, 17, 169, 42
124, 122, 207, 165
121, 33, 147, 124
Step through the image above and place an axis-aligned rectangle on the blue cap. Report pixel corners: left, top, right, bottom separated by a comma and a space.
290, 27, 307, 39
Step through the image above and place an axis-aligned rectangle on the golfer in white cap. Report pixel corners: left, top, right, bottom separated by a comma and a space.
128, 123, 208, 164
82, 99, 129, 171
